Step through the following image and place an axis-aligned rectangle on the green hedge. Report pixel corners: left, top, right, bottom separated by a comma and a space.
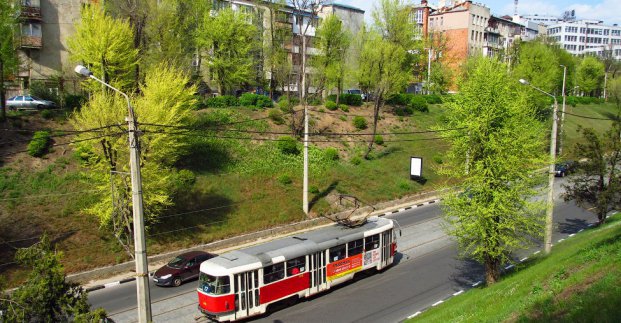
204, 95, 239, 108
327, 93, 363, 106
28, 131, 52, 157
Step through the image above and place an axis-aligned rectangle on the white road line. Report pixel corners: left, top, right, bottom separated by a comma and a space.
472, 281, 482, 287
588, 223, 594, 227
384, 212, 392, 216
569, 234, 575, 237
505, 264, 514, 270
399, 208, 406, 212
432, 300, 444, 306
520, 257, 528, 262
104, 282, 120, 288
578, 229, 584, 233
407, 311, 422, 319
534, 250, 541, 255
558, 239, 565, 243
453, 290, 464, 296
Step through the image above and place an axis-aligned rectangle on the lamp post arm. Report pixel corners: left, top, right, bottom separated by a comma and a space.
88, 74, 135, 119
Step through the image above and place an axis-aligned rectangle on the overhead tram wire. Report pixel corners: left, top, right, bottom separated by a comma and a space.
0, 124, 126, 146
0, 131, 128, 158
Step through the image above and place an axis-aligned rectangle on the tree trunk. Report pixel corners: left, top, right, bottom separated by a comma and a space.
484, 254, 500, 285
0, 57, 6, 121
364, 92, 383, 159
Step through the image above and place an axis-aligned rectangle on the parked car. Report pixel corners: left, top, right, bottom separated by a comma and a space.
346, 89, 366, 101
153, 251, 216, 287
555, 161, 575, 177
6, 95, 57, 110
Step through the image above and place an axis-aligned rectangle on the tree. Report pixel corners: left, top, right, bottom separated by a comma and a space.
576, 56, 605, 96
358, 0, 417, 158
0, 0, 18, 121
196, 8, 257, 95
0, 235, 106, 322
563, 77, 621, 224
440, 57, 546, 285
263, 0, 292, 99
312, 14, 351, 104
70, 64, 196, 256
67, 2, 139, 91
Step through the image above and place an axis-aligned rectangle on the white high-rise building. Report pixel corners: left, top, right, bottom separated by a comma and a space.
547, 19, 621, 60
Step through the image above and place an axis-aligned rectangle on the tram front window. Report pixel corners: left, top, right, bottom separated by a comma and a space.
199, 273, 230, 295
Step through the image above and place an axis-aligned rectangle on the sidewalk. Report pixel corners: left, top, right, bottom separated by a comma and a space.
76, 188, 450, 292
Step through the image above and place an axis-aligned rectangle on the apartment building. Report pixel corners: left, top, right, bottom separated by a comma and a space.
318, 2, 364, 36
547, 19, 621, 60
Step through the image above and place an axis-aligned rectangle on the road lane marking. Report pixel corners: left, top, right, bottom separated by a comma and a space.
407, 311, 422, 319
505, 264, 514, 270
558, 239, 565, 243
104, 282, 120, 288
569, 234, 575, 237
520, 257, 528, 262
399, 208, 406, 212
432, 300, 444, 306
578, 229, 584, 233
384, 212, 392, 216
472, 281, 482, 287
534, 251, 541, 255
453, 290, 464, 296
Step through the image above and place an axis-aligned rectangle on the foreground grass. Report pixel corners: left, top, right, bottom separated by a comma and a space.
411, 215, 621, 322
561, 102, 619, 159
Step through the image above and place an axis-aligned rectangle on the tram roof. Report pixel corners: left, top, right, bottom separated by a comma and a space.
202, 217, 393, 275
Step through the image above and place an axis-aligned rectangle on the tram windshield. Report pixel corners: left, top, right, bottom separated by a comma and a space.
199, 273, 231, 295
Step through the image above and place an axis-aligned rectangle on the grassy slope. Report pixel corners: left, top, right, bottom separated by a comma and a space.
410, 215, 621, 322
0, 102, 617, 287
561, 101, 620, 159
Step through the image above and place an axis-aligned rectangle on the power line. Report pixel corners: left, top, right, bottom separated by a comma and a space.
562, 111, 616, 121
0, 189, 102, 202
0, 131, 127, 158
0, 124, 124, 146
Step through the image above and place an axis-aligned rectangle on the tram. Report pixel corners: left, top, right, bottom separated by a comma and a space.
197, 216, 397, 322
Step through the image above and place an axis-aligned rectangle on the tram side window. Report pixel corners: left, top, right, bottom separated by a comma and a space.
365, 234, 380, 251
329, 244, 346, 262
263, 262, 285, 284
199, 273, 230, 295
286, 256, 306, 276
348, 239, 364, 256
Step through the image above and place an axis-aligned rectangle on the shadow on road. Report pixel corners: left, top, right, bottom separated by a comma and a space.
558, 217, 589, 234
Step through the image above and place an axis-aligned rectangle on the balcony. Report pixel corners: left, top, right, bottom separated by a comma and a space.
20, 35, 42, 49
20, 5, 42, 20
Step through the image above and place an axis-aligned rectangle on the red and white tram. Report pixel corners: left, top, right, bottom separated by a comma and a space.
197, 216, 397, 321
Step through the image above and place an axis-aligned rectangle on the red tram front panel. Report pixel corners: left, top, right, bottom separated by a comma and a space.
198, 292, 235, 315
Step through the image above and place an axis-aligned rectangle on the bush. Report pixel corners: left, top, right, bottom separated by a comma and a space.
350, 156, 362, 165
277, 136, 299, 155
327, 93, 363, 106
309, 186, 320, 194
205, 95, 239, 108
325, 100, 338, 111
41, 109, 54, 120
394, 106, 413, 116
308, 97, 322, 106
423, 94, 442, 104
239, 93, 258, 106
409, 96, 429, 112
28, 131, 52, 157
64, 94, 86, 110
324, 147, 339, 161
277, 174, 292, 185
338, 104, 349, 112
256, 95, 273, 108
386, 93, 411, 106
433, 154, 443, 164
566, 96, 577, 107
29, 81, 59, 104
268, 109, 285, 125
374, 135, 384, 145
353, 116, 367, 130
174, 169, 196, 190
339, 115, 347, 121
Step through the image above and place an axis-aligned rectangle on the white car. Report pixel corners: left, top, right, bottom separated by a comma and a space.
6, 95, 57, 110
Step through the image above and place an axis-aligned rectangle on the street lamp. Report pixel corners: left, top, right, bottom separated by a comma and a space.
74, 65, 152, 322
519, 78, 558, 255
559, 64, 567, 156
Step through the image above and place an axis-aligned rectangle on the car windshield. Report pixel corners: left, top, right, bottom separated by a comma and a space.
167, 256, 186, 268
199, 273, 230, 295
555, 164, 565, 170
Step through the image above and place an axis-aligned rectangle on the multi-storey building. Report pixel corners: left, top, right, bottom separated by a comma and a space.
318, 2, 364, 37
547, 19, 621, 60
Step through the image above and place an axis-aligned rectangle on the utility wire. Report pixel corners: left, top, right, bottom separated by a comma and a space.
562, 111, 617, 121
0, 189, 102, 202
0, 131, 127, 158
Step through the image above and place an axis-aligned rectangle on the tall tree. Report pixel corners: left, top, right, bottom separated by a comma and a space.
70, 64, 196, 255
0, 235, 106, 321
358, 0, 417, 158
0, 0, 19, 121
312, 14, 351, 104
196, 8, 258, 95
576, 56, 605, 96
441, 57, 546, 285
263, 0, 292, 99
67, 3, 139, 91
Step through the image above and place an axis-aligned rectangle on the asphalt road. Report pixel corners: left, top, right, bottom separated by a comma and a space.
89, 177, 597, 322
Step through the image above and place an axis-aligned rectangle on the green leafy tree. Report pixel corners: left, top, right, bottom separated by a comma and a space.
440, 57, 546, 285
312, 14, 351, 104
576, 56, 605, 96
196, 8, 257, 95
264, 0, 292, 99
0, 235, 106, 322
70, 64, 196, 255
67, 3, 139, 91
0, 0, 18, 121
513, 40, 560, 115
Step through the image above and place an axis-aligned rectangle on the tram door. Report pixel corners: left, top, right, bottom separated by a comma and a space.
381, 230, 393, 268
310, 251, 327, 294
234, 270, 260, 320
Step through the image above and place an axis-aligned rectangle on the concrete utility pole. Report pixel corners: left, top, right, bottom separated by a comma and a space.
559, 64, 567, 156
426, 48, 432, 94
74, 65, 153, 322
519, 78, 558, 255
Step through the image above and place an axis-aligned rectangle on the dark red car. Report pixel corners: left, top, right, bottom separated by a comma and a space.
153, 251, 215, 287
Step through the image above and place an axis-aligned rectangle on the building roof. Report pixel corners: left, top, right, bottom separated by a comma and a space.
323, 1, 365, 14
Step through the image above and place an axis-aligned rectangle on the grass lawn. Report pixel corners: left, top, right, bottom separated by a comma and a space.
560, 102, 619, 160
409, 214, 621, 322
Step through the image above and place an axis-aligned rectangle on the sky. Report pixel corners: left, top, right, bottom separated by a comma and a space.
337, 0, 621, 26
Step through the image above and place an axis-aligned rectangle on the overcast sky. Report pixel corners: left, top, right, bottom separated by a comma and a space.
337, 0, 621, 25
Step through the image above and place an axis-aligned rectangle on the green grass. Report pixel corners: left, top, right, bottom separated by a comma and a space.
560, 102, 620, 159
410, 215, 621, 323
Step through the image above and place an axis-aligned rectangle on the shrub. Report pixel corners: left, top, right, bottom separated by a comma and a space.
424, 94, 442, 104
256, 95, 273, 108
205, 95, 239, 108
325, 100, 338, 111
268, 109, 285, 125
64, 94, 86, 110
433, 154, 443, 164
41, 109, 54, 120
308, 97, 322, 106
374, 135, 384, 145
350, 156, 362, 165
353, 116, 367, 130
394, 106, 413, 116
277, 136, 299, 155
386, 93, 411, 106
566, 96, 577, 107
338, 104, 349, 112
28, 131, 52, 157
324, 147, 339, 161
339, 115, 347, 121
327, 94, 362, 106
409, 96, 429, 112
239, 93, 258, 106
174, 169, 196, 190
277, 174, 292, 185
30, 81, 59, 104
309, 186, 320, 194
278, 98, 294, 113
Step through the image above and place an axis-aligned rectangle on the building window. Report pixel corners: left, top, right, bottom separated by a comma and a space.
21, 23, 41, 37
